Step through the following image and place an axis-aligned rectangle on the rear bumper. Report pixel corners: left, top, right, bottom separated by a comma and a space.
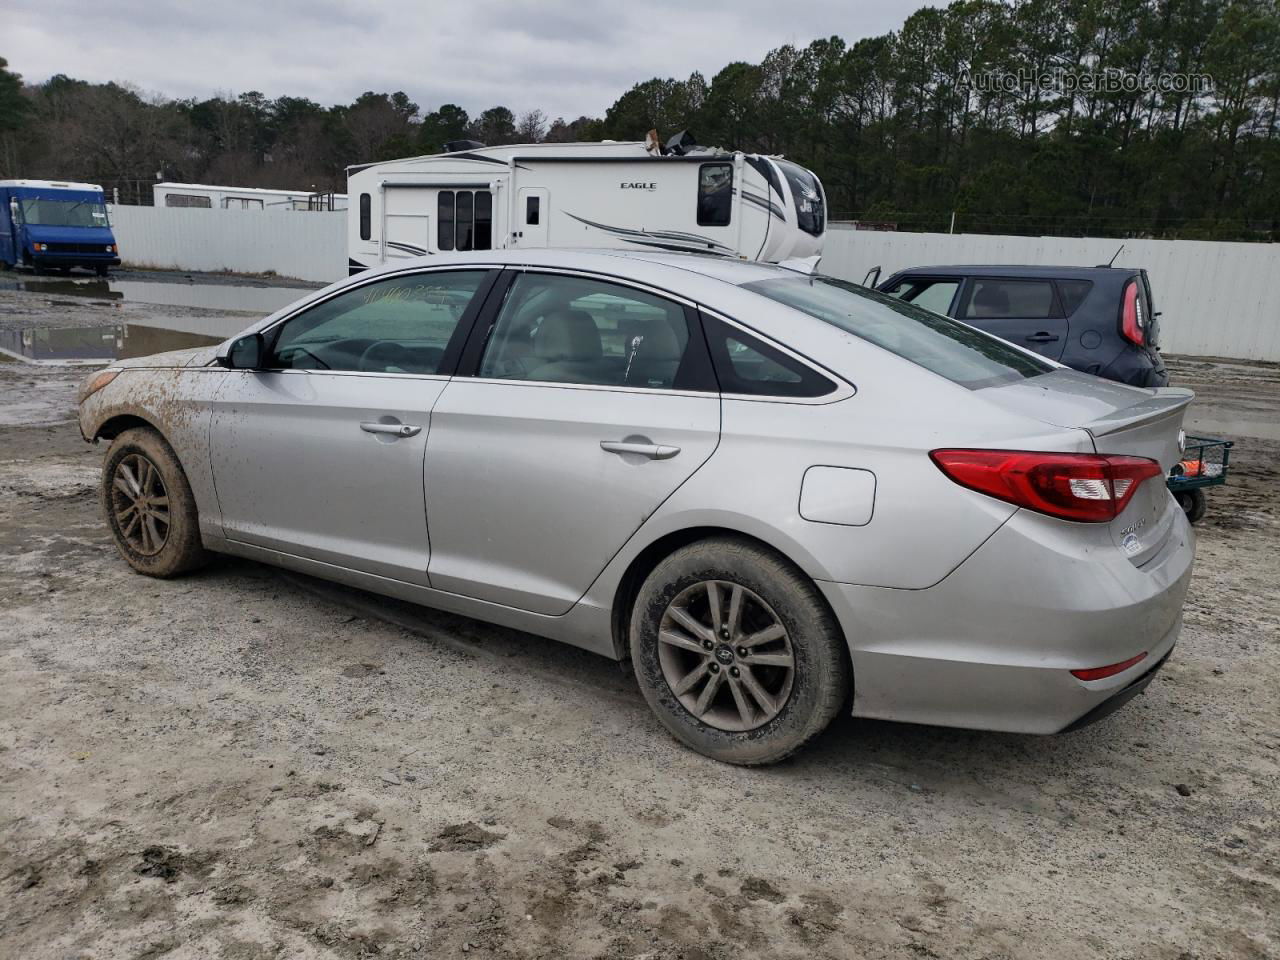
818, 503, 1195, 734
1100, 347, 1167, 387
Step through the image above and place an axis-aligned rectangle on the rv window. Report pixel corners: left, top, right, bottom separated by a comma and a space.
438, 192, 455, 251
475, 191, 492, 249
479, 272, 702, 390
268, 270, 487, 374
456, 191, 474, 251
164, 193, 212, 209
697, 163, 733, 227
526, 196, 540, 226
359, 193, 371, 240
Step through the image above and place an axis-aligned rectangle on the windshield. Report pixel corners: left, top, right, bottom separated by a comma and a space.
743, 275, 1052, 389
20, 197, 110, 228
775, 160, 825, 236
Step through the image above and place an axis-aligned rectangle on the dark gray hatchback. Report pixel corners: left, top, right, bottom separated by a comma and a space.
878, 264, 1168, 387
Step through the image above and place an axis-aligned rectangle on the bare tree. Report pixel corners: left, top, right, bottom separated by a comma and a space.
516, 108, 547, 143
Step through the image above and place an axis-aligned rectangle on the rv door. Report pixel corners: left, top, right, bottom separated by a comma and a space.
517, 187, 548, 247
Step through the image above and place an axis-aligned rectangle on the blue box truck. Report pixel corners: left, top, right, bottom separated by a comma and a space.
0, 179, 121, 276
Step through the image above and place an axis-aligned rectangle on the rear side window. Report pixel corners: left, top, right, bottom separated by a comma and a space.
743, 275, 1051, 390
1056, 279, 1093, 316
359, 193, 371, 240
963, 279, 1060, 319
702, 315, 836, 398
697, 163, 733, 227
885, 278, 959, 316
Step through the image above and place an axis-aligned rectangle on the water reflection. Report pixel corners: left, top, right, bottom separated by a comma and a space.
0, 274, 304, 313
0, 324, 221, 364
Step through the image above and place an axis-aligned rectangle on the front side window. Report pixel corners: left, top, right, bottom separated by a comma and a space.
697, 163, 733, 227
438, 189, 491, 252
20, 197, 110, 227
963, 279, 1060, 320
743, 275, 1051, 389
359, 193, 371, 240
480, 272, 695, 389
885, 278, 959, 316
269, 270, 486, 374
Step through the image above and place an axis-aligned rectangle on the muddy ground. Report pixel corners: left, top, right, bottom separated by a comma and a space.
1, 280, 1277, 960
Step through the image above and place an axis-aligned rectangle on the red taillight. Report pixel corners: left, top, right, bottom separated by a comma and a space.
1071, 652, 1148, 681
1120, 279, 1144, 346
930, 449, 1163, 522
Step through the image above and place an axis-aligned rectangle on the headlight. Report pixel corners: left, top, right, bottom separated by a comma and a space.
105, 245, 114, 253
78, 368, 121, 404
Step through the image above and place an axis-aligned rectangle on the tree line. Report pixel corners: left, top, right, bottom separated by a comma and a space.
2, 0, 1278, 239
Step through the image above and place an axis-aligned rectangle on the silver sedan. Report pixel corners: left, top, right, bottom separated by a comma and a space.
78, 249, 1196, 764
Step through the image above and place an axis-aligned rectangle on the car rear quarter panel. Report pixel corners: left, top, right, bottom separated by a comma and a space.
79, 367, 225, 540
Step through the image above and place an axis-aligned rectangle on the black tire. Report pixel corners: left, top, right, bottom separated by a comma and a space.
95, 265, 109, 277
630, 536, 851, 765
1176, 489, 1207, 524
101, 427, 209, 577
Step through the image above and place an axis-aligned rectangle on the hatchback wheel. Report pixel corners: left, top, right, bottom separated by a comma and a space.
630, 537, 850, 765
102, 427, 208, 577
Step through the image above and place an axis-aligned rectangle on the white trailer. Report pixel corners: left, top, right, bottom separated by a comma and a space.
345, 140, 826, 274
153, 182, 347, 212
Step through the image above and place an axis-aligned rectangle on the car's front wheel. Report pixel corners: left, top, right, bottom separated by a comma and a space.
101, 427, 208, 577
630, 537, 851, 765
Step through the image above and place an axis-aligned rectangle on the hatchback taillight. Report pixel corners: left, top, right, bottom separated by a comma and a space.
930, 449, 1163, 522
1120, 279, 1145, 346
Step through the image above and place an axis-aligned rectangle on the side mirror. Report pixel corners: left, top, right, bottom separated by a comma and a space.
218, 332, 266, 369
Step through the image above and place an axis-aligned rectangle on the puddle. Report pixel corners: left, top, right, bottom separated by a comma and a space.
0, 324, 222, 365
0, 275, 304, 314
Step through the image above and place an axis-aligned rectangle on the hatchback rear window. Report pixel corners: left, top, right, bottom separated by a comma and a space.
743, 275, 1052, 389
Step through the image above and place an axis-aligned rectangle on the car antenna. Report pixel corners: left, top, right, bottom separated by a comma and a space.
1096, 244, 1124, 268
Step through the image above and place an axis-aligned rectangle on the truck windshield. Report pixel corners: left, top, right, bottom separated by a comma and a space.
743, 274, 1052, 389
20, 198, 110, 228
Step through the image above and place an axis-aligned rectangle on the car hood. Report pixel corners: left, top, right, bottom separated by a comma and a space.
112, 346, 220, 369
26, 224, 115, 242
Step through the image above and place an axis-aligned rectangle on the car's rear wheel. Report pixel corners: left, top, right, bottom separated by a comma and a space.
102, 427, 208, 577
630, 537, 850, 765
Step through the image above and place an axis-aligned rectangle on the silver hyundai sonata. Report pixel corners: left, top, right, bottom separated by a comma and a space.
78, 249, 1195, 764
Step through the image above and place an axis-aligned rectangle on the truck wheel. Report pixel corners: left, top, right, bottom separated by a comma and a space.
1176, 489, 1207, 524
629, 536, 851, 765
102, 427, 209, 577
96, 265, 109, 277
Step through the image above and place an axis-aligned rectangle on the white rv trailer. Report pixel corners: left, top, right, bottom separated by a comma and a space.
345, 140, 826, 274
153, 182, 348, 212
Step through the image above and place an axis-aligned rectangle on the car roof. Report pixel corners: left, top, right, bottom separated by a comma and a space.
889, 264, 1136, 279
357, 248, 799, 287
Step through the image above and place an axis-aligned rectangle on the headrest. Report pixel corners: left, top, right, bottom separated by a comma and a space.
973, 284, 1009, 314
534, 309, 602, 360
631, 319, 681, 361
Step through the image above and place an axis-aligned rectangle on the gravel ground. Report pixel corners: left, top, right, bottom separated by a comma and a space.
1, 282, 1277, 960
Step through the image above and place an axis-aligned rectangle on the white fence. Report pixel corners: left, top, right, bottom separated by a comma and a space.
106, 207, 1279, 360
823, 227, 1280, 361
109, 206, 345, 284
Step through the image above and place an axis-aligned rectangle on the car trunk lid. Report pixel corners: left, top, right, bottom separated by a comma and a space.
978, 369, 1194, 565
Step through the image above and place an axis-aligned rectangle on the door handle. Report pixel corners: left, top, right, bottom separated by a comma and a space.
600, 440, 681, 460
361, 421, 421, 438
1025, 332, 1060, 343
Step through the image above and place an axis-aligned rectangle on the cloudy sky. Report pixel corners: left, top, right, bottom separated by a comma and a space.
7, 0, 921, 119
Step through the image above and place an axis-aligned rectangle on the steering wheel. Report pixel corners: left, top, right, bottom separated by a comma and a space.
359, 340, 415, 373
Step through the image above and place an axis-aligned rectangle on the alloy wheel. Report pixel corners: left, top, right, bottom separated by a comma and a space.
110, 453, 171, 556
657, 580, 795, 732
